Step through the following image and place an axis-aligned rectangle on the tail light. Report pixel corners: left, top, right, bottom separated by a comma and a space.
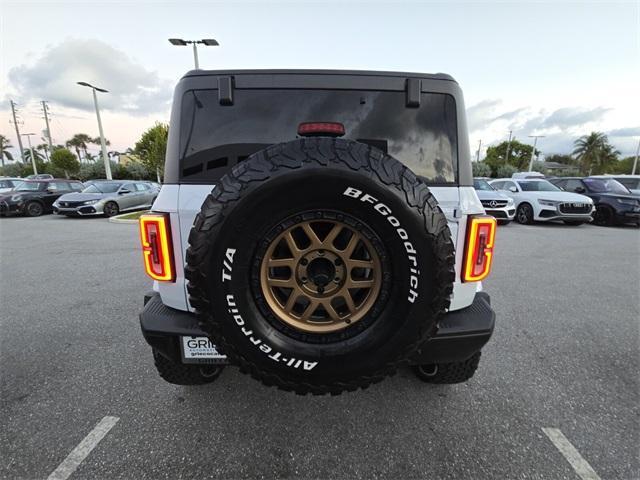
139, 213, 175, 282
462, 215, 497, 282
298, 122, 345, 137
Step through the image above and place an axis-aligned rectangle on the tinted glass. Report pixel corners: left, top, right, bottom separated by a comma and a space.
135, 183, 148, 191
518, 180, 560, 192
583, 178, 630, 194
180, 89, 458, 183
82, 182, 123, 194
564, 179, 584, 192
14, 181, 45, 191
473, 179, 494, 191
616, 178, 640, 189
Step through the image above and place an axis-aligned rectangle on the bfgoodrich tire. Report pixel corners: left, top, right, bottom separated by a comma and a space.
186, 137, 455, 395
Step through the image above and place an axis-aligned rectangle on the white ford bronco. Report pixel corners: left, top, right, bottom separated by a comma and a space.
138, 69, 497, 395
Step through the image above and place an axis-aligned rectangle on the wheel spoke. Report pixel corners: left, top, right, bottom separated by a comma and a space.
284, 288, 301, 312
346, 259, 374, 270
341, 233, 359, 257
301, 223, 322, 249
301, 300, 320, 320
320, 299, 341, 321
284, 231, 302, 257
267, 277, 295, 288
322, 223, 343, 248
342, 290, 356, 314
268, 258, 295, 268
345, 278, 375, 289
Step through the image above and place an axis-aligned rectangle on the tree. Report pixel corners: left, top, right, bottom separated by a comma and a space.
572, 131, 619, 175
22, 148, 45, 163
545, 154, 576, 166
51, 148, 80, 178
0, 135, 14, 169
134, 123, 169, 182
497, 164, 517, 178
66, 133, 93, 162
484, 139, 537, 175
472, 161, 491, 177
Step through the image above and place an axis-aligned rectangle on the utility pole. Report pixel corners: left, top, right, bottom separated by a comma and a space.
21, 133, 38, 175
504, 130, 513, 166
10, 100, 25, 162
528, 135, 545, 172
41, 101, 54, 152
632, 138, 640, 175
476, 139, 482, 162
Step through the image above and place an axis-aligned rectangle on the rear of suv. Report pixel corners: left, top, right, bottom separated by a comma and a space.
137, 70, 497, 394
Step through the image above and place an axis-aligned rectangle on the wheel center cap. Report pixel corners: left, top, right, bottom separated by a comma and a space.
307, 257, 335, 287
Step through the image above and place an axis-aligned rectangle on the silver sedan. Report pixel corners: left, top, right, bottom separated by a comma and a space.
53, 181, 158, 217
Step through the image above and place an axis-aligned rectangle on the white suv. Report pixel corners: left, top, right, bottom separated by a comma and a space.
489, 178, 594, 225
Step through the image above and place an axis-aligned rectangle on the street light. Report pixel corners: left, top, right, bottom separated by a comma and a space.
21, 133, 38, 175
168, 38, 219, 69
77, 81, 112, 180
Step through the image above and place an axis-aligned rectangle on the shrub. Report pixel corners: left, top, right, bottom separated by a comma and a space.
472, 161, 491, 177
497, 164, 518, 178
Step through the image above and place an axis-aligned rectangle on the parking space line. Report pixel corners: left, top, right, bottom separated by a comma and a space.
47, 416, 119, 480
542, 427, 601, 480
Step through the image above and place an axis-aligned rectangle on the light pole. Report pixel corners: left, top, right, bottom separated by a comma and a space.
77, 81, 112, 180
632, 138, 640, 175
169, 38, 219, 69
528, 135, 545, 172
21, 133, 38, 175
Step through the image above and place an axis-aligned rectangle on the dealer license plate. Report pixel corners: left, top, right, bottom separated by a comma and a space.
180, 336, 227, 364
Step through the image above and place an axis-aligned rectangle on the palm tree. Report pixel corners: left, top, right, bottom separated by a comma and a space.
66, 134, 92, 162
36, 143, 50, 162
22, 148, 45, 163
0, 135, 14, 169
573, 132, 608, 175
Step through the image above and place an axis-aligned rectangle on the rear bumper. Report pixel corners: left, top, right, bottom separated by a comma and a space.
139, 291, 495, 366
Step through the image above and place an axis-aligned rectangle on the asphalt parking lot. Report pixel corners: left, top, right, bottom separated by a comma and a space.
1, 215, 638, 480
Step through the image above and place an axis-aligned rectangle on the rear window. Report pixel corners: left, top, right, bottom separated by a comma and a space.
179, 89, 458, 183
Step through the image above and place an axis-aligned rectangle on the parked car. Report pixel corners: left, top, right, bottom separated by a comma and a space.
473, 178, 515, 224
489, 177, 594, 225
550, 176, 640, 226
53, 180, 157, 217
138, 68, 497, 394
26, 173, 54, 180
0, 179, 84, 217
610, 175, 640, 195
0, 177, 23, 194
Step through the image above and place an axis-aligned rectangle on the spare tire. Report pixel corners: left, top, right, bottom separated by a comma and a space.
186, 137, 454, 394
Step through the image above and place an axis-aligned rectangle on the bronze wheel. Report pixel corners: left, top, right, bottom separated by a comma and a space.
260, 218, 382, 333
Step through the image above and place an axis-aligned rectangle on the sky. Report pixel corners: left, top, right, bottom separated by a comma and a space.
1, 0, 639, 162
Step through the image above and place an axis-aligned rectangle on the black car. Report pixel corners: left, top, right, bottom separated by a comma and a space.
550, 177, 640, 226
0, 179, 84, 217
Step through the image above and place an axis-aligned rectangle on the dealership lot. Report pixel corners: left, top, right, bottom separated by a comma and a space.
1, 216, 638, 479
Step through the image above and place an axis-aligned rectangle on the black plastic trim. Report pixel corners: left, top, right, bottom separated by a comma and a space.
140, 291, 495, 367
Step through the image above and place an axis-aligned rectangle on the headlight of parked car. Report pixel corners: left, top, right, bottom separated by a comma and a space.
507, 198, 514, 206
616, 198, 638, 206
10, 194, 23, 202
83, 199, 99, 205
538, 199, 557, 206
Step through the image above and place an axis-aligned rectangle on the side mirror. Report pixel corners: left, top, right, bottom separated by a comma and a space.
575, 187, 586, 193
509, 186, 517, 193
119, 189, 131, 195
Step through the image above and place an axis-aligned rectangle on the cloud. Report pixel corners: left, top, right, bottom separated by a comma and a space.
466, 99, 502, 131
607, 126, 640, 137
539, 107, 611, 129
8, 39, 172, 115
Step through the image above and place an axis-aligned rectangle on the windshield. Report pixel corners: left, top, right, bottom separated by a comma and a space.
82, 182, 123, 194
13, 181, 44, 191
517, 180, 561, 192
473, 179, 494, 191
584, 178, 630, 194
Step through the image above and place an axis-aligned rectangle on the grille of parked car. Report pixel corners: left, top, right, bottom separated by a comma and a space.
558, 203, 591, 214
481, 200, 508, 208
59, 201, 85, 208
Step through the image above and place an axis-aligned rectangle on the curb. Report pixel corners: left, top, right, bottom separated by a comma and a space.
108, 211, 149, 224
